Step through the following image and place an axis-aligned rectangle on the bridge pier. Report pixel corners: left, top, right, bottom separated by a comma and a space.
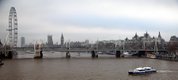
137, 51, 146, 57
6, 51, 13, 59
66, 51, 71, 58
34, 44, 43, 59
91, 50, 98, 58
34, 51, 43, 59
0, 52, 4, 66
115, 51, 121, 58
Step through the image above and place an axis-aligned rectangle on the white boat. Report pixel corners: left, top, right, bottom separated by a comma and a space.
121, 52, 132, 57
128, 67, 146, 75
143, 67, 157, 73
128, 67, 156, 75
97, 51, 103, 54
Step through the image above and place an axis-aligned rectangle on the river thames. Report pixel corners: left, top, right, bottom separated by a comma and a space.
0, 51, 178, 80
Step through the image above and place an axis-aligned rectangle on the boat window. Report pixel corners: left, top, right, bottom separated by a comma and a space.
138, 70, 144, 71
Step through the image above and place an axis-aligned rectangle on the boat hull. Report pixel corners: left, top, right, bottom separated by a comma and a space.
128, 71, 146, 75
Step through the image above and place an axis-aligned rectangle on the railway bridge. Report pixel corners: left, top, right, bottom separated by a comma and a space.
11, 47, 168, 58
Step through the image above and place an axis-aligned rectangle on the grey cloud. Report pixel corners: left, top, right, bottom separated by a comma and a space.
0, 0, 178, 44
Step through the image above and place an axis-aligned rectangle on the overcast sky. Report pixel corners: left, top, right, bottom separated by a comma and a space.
0, 0, 178, 45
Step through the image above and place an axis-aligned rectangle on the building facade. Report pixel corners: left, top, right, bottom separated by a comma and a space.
20, 37, 25, 47
47, 35, 53, 47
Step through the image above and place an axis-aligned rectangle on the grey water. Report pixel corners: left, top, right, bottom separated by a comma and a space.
0, 51, 178, 80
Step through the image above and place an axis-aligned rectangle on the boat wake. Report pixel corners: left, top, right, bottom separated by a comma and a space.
157, 70, 177, 73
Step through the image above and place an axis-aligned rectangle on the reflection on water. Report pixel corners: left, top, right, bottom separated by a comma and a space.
0, 51, 178, 80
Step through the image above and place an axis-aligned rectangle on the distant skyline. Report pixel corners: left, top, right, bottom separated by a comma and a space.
0, 0, 178, 46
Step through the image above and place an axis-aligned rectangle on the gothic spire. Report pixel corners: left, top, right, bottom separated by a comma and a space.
133, 32, 138, 39
61, 33, 64, 38
158, 31, 161, 38
61, 33, 64, 46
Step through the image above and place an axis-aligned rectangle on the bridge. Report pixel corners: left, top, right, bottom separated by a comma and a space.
14, 47, 167, 52
0, 46, 168, 59
13, 47, 168, 58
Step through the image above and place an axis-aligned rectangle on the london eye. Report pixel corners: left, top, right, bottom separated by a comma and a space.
7, 7, 18, 47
